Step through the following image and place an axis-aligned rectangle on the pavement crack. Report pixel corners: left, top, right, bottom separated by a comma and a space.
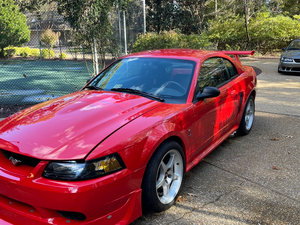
167, 209, 196, 225
256, 110, 300, 118
201, 186, 241, 208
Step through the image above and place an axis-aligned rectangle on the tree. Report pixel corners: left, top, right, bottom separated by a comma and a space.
0, 0, 30, 57
40, 28, 59, 58
54, 0, 130, 70
146, 0, 210, 35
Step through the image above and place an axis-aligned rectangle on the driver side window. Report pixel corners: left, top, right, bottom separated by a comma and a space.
197, 58, 230, 92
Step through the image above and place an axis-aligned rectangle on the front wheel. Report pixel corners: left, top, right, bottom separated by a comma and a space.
237, 95, 255, 135
142, 141, 185, 213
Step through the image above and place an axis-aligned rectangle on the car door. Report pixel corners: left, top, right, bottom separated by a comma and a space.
190, 57, 238, 159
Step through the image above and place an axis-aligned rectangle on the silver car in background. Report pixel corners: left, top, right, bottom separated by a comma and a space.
278, 39, 300, 73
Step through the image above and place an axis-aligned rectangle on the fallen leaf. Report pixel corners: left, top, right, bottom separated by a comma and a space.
285, 135, 294, 138
270, 137, 279, 141
176, 196, 187, 203
272, 166, 280, 170
187, 193, 198, 197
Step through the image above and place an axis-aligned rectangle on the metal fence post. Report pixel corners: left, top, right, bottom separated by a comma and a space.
143, 0, 146, 34
123, 10, 127, 55
57, 19, 62, 59
93, 38, 99, 74
32, 18, 42, 60
118, 5, 122, 56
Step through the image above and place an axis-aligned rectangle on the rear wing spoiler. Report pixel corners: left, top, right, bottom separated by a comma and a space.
217, 51, 255, 64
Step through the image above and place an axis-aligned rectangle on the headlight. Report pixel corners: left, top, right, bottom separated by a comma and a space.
281, 58, 293, 62
43, 153, 125, 181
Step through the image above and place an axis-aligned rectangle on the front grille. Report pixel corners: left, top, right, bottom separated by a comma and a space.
294, 59, 300, 63
1, 150, 40, 167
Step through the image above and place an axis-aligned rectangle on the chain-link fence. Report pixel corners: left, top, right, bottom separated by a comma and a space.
0, 0, 145, 107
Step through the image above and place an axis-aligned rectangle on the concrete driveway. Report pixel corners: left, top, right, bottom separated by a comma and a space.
132, 58, 300, 225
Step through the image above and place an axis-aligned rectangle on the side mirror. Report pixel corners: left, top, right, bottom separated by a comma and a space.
196, 87, 220, 100
282, 47, 287, 51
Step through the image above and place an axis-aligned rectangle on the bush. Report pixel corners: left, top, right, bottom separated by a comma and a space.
132, 31, 212, 52
208, 12, 300, 53
31, 48, 40, 58
41, 49, 55, 59
16, 47, 31, 58
59, 52, 67, 59
3, 46, 16, 57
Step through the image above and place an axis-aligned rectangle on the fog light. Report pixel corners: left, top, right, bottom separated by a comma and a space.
58, 211, 86, 221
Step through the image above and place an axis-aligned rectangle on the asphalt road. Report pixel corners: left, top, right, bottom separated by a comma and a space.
132, 58, 300, 225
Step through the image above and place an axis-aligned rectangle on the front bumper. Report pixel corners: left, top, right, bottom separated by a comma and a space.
278, 60, 300, 72
0, 156, 144, 224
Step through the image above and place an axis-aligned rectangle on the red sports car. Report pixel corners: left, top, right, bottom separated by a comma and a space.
0, 49, 256, 224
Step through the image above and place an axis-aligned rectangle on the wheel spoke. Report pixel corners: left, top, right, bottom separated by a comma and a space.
156, 163, 166, 188
173, 173, 179, 180
166, 153, 175, 170
156, 174, 165, 189
162, 181, 170, 198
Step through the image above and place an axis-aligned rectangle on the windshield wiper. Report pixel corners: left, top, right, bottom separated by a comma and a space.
84, 85, 103, 90
111, 88, 164, 102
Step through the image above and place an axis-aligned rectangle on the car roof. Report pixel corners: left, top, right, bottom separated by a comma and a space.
123, 49, 216, 61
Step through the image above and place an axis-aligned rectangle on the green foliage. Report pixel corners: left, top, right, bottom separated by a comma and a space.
0, 0, 30, 57
40, 29, 59, 49
41, 49, 54, 59
3, 46, 16, 57
18, 47, 32, 58
250, 12, 300, 52
55, 0, 131, 70
208, 13, 246, 50
4, 46, 41, 58
208, 11, 300, 53
59, 52, 67, 59
132, 31, 212, 52
30, 48, 40, 58
146, 0, 207, 35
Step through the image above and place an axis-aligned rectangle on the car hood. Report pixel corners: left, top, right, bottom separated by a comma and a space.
0, 91, 161, 160
282, 50, 300, 58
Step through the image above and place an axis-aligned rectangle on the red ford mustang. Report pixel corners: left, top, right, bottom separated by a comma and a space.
0, 49, 256, 224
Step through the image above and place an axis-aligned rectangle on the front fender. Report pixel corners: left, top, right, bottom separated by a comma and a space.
86, 104, 193, 171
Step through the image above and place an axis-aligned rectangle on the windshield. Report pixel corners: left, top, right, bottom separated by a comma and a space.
287, 40, 300, 50
87, 58, 196, 103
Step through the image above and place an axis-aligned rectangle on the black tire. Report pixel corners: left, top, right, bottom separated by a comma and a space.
142, 141, 185, 213
237, 95, 255, 136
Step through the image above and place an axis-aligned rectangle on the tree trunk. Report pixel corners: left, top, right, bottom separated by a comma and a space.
244, 0, 251, 48
0, 48, 4, 58
215, 0, 218, 19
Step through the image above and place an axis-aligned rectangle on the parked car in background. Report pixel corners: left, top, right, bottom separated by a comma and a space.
0, 49, 256, 224
278, 39, 300, 73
